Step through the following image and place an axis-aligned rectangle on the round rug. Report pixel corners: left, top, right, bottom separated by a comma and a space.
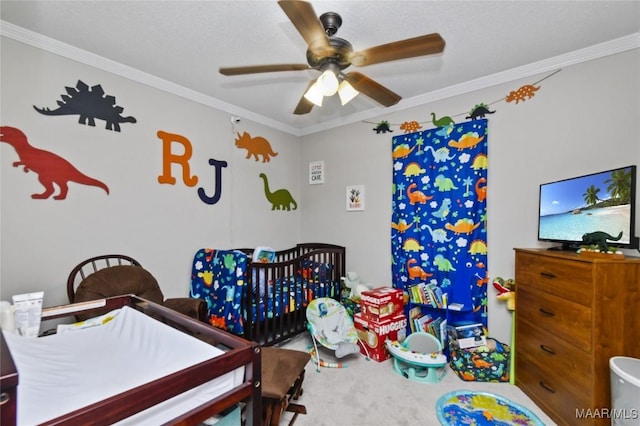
436, 390, 544, 426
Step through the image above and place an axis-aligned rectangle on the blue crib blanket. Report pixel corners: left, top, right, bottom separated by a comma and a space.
190, 248, 247, 334
191, 249, 340, 335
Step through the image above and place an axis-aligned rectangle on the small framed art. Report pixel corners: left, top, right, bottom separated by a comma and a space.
309, 161, 325, 184
346, 185, 365, 211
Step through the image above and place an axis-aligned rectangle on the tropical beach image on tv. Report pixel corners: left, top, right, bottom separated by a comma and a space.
538, 166, 636, 246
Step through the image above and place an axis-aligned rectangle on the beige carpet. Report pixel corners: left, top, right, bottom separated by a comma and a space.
278, 333, 557, 426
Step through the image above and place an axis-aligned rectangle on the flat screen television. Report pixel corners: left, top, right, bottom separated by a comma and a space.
538, 165, 639, 250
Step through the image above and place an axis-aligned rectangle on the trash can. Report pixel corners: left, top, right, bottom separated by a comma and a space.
610, 356, 640, 426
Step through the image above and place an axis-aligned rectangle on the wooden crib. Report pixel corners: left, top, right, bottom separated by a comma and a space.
237, 243, 345, 346
191, 243, 345, 347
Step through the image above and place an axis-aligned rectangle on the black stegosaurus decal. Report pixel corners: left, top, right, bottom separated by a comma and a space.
34, 80, 137, 132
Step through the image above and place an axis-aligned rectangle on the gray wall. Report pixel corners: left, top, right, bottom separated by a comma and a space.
2, 35, 639, 344
0, 38, 302, 308
300, 49, 640, 343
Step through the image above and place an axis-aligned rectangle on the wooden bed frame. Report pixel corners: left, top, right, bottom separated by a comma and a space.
236, 243, 345, 346
0, 295, 261, 426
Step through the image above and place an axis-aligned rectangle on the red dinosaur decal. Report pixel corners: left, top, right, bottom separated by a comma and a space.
0, 126, 109, 200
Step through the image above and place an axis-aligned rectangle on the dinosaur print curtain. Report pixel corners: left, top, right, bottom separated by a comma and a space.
391, 119, 488, 328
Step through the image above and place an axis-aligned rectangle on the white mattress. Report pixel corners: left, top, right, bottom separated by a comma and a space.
3, 306, 244, 425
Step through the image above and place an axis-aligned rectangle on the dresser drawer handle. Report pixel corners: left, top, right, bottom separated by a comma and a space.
0, 392, 9, 406
539, 381, 556, 394
540, 271, 557, 279
539, 308, 555, 317
540, 344, 556, 355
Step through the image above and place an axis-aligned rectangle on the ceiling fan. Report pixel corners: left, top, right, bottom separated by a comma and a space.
219, 0, 445, 115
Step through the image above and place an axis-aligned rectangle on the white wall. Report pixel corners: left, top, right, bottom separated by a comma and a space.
2, 36, 639, 344
0, 38, 302, 308
300, 49, 640, 343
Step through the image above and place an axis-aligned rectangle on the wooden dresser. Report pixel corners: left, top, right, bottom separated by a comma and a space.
514, 248, 640, 425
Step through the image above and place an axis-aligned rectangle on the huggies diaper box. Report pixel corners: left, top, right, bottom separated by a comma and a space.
354, 312, 407, 362
359, 287, 403, 322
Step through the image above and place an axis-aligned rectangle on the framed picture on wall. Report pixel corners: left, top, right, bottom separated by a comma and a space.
346, 185, 365, 211
309, 161, 325, 184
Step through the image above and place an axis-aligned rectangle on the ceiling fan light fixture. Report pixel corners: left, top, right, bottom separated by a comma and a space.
338, 80, 359, 105
317, 68, 339, 96
304, 82, 324, 107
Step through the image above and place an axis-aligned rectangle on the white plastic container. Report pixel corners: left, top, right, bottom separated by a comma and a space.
610, 356, 640, 426
0, 300, 15, 333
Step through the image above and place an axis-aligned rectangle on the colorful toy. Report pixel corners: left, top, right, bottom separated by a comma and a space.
581, 230, 623, 253
385, 332, 447, 383
437, 390, 545, 425
492, 277, 515, 311
492, 276, 516, 384
306, 298, 369, 372
307, 346, 347, 369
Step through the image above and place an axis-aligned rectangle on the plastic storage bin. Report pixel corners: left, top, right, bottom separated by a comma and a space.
609, 356, 640, 426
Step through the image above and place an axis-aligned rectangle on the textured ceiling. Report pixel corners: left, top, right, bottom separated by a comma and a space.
1, 1, 639, 135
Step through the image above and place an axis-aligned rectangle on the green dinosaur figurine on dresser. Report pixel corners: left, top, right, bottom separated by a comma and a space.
581, 231, 623, 252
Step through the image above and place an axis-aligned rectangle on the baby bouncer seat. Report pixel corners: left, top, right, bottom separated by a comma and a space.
386, 332, 447, 383
306, 298, 368, 371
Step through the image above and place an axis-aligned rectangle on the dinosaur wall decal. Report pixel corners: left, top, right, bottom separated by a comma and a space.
33, 80, 137, 132
399, 121, 422, 134
430, 112, 455, 128
505, 84, 540, 104
373, 121, 393, 134
466, 104, 496, 120
259, 173, 297, 211
0, 126, 109, 200
234, 132, 278, 163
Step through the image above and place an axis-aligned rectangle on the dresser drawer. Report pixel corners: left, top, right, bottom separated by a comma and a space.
517, 287, 592, 352
516, 318, 591, 390
516, 252, 592, 306
517, 352, 591, 425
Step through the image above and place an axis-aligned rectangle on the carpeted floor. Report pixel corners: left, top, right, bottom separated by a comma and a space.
278, 333, 557, 426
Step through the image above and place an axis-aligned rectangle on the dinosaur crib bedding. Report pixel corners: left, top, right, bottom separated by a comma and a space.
190, 244, 344, 344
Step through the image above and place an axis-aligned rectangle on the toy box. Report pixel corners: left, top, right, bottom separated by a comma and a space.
354, 312, 407, 362
359, 287, 404, 322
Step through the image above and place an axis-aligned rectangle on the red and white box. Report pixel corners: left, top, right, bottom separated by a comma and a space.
354, 312, 407, 362
359, 287, 404, 322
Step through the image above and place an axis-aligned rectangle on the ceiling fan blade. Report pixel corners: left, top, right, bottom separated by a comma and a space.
344, 72, 401, 107
293, 79, 316, 115
219, 64, 311, 76
349, 33, 445, 67
278, 0, 334, 57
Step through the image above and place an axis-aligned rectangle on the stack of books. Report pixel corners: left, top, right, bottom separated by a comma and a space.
408, 306, 447, 346
409, 283, 445, 308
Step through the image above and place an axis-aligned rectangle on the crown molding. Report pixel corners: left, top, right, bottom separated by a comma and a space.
2, 21, 638, 137
0, 21, 300, 136
301, 33, 640, 135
